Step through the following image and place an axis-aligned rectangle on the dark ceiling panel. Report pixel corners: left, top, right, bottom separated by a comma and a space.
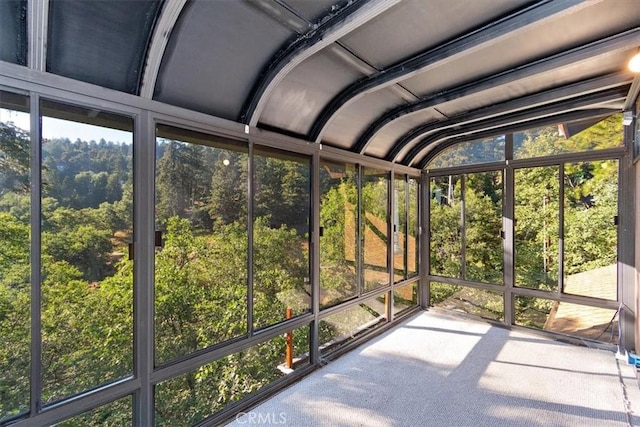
435, 50, 634, 118
283, 0, 349, 22
413, 109, 615, 168
321, 87, 403, 149
258, 45, 366, 135
383, 72, 632, 162
339, 0, 529, 69
364, 109, 443, 158
0, 0, 27, 65
47, 0, 161, 94
154, 0, 295, 121
401, 0, 640, 98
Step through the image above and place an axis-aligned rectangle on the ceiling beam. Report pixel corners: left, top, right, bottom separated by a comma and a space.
384, 72, 632, 162
401, 87, 627, 165
623, 74, 640, 111
28, 0, 49, 71
241, 0, 402, 126
139, 0, 188, 99
308, 0, 600, 143
353, 27, 640, 155
408, 108, 616, 168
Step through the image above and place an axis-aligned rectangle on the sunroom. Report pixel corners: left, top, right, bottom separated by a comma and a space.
1, 0, 640, 425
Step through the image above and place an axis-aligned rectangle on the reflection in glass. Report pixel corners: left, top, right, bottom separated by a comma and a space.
319, 294, 387, 355
426, 136, 505, 169
155, 125, 248, 364
563, 160, 618, 301
393, 175, 407, 283
319, 160, 357, 308
514, 166, 559, 291
362, 167, 389, 293
0, 92, 30, 420
465, 171, 503, 284
155, 325, 309, 426
55, 395, 132, 426
430, 282, 503, 321
514, 116, 623, 159
393, 175, 408, 282
408, 177, 419, 277
253, 147, 311, 330
515, 296, 618, 344
429, 175, 462, 278
40, 99, 133, 404
393, 283, 417, 317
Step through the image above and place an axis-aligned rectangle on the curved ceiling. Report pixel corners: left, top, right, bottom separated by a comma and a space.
3, 0, 640, 168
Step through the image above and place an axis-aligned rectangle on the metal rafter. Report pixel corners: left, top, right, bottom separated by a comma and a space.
412, 108, 615, 168
385, 72, 632, 162
353, 27, 640, 155
28, 0, 48, 71
308, 0, 599, 143
242, 0, 403, 126
401, 86, 627, 165
139, 0, 188, 99
623, 74, 640, 111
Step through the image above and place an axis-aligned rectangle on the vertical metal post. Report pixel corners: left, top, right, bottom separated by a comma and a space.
460, 175, 466, 279
133, 110, 155, 426
357, 164, 363, 296
247, 142, 255, 336
30, 94, 42, 415
619, 120, 636, 352
558, 164, 565, 295
504, 133, 515, 325
420, 171, 430, 308
310, 152, 320, 365
404, 175, 409, 280
387, 171, 393, 321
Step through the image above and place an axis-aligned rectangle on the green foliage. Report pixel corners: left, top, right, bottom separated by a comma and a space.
0, 121, 30, 194
208, 151, 248, 227
430, 117, 620, 331
319, 179, 358, 307
42, 138, 131, 209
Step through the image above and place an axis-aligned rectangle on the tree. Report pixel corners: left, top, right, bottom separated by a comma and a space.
0, 121, 30, 194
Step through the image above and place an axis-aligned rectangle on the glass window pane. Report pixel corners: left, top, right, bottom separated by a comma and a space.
513, 116, 622, 159
563, 160, 618, 301
429, 175, 462, 278
393, 282, 417, 317
465, 171, 503, 284
54, 395, 132, 426
430, 282, 503, 321
426, 136, 505, 169
393, 175, 406, 282
319, 160, 357, 309
155, 325, 309, 426
407, 177, 419, 278
40, 100, 133, 404
514, 166, 559, 291
515, 296, 618, 344
362, 167, 389, 293
319, 294, 387, 356
154, 125, 248, 364
253, 147, 311, 330
0, 91, 30, 420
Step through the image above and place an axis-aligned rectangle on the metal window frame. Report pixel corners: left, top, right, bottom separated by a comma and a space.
425, 127, 631, 346
0, 66, 423, 426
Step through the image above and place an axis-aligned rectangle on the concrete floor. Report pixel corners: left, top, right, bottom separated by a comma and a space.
229, 309, 640, 427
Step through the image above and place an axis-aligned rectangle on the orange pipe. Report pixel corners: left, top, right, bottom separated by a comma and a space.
286, 307, 293, 369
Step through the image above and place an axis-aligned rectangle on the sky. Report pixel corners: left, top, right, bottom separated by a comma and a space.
1, 108, 132, 144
